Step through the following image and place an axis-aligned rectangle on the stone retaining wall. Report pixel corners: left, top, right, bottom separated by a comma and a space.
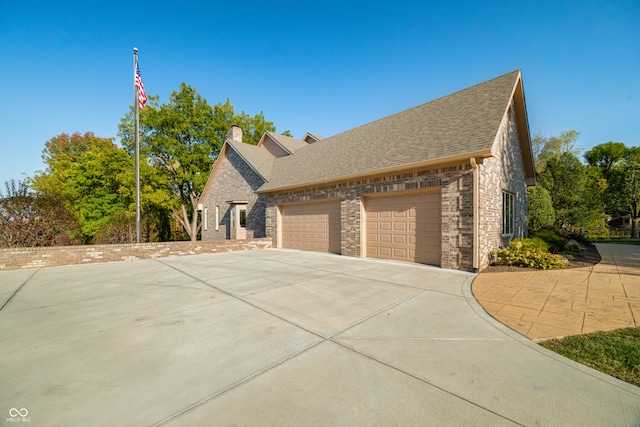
0, 238, 273, 270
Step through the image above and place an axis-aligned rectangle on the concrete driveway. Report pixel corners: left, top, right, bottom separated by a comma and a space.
1, 249, 639, 426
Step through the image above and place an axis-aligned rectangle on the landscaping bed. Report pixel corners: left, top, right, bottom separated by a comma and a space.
482, 243, 601, 272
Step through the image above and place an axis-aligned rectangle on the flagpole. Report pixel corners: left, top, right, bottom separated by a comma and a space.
133, 47, 141, 243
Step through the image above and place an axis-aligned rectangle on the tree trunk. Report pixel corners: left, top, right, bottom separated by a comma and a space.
173, 201, 201, 241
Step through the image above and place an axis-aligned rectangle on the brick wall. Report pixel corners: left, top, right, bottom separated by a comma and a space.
201, 147, 267, 241
478, 104, 528, 270
0, 239, 272, 270
266, 163, 474, 270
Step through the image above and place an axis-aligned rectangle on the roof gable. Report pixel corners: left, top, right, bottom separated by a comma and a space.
259, 70, 530, 192
201, 130, 308, 200
257, 132, 309, 156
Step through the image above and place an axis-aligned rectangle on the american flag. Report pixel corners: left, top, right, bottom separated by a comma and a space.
135, 63, 147, 108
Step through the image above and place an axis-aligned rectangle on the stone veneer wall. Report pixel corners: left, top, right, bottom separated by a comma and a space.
266, 163, 475, 271
201, 147, 267, 241
478, 103, 528, 270
0, 239, 272, 270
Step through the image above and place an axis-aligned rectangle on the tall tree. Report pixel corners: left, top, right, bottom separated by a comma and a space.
537, 151, 605, 232
532, 130, 581, 172
119, 84, 280, 241
526, 186, 555, 231
608, 161, 640, 238
32, 132, 140, 242
584, 141, 627, 179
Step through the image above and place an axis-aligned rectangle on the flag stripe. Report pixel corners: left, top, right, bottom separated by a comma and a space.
135, 63, 147, 108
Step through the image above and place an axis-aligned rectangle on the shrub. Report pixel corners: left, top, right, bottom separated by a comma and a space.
491, 238, 567, 269
563, 240, 585, 260
567, 231, 593, 245
531, 229, 566, 253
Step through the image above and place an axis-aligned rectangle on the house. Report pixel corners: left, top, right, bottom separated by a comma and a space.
608, 213, 633, 236
201, 70, 535, 271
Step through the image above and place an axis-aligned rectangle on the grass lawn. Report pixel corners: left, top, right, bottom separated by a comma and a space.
539, 327, 640, 387
596, 239, 640, 246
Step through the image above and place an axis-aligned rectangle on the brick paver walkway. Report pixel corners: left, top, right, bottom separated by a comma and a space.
472, 243, 640, 340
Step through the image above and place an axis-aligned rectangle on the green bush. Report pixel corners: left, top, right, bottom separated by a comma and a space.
563, 240, 585, 260
517, 237, 550, 253
567, 231, 592, 245
531, 229, 566, 253
491, 238, 567, 269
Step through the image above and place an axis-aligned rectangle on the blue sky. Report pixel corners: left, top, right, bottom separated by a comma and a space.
0, 0, 638, 186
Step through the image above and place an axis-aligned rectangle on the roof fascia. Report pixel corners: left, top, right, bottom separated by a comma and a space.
507, 71, 536, 186
256, 150, 493, 194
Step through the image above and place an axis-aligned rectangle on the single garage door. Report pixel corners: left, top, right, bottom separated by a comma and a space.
281, 201, 341, 254
365, 192, 441, 265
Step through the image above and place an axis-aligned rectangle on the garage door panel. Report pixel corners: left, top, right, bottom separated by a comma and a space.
379, 222, 392, 231
281, 201, 341, 254
365, 192, 441, 265
379, 234, 392, 243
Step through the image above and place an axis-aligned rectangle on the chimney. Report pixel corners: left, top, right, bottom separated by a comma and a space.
227, 125, 243, 142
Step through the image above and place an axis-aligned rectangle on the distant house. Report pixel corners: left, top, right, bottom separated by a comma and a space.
608, 213, 633, 236
201, 70, 535, 271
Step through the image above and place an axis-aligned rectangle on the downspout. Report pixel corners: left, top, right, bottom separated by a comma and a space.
470, 157, 480, 272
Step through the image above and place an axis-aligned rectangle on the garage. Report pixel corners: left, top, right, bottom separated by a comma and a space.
280, 200, 341, 254
365, 192, 441, 265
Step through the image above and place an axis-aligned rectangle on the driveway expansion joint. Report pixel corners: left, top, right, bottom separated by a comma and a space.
0, 267, 40, 313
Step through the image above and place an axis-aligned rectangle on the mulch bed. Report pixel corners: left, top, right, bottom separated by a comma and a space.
481, 243, 602, 273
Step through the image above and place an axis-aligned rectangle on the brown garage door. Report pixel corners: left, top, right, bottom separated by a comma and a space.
365, 192, 441, 265
281, 201, 341, 254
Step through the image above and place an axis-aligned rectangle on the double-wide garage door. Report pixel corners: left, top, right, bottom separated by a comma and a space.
281, 201, 341, 254
280, 192, 441, 265
365, 192, 441, 265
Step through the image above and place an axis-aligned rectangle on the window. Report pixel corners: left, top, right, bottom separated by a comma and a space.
503, 191, 514, 235
215, 206, 219, 231
203, 207, 208, 231
230, 208, 236, 229
239, 209, 247, 228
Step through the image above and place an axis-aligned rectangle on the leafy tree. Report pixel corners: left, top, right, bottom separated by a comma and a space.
532, 130, 581, 172
627, 146, 640, 163
32, 132, 134, 242
527, 186, 555, 231
119, 83, 280, 241
584, 141, 627, 179
537, 151, 605, 232
0, 180, 80, 247
608, 161, 640, 238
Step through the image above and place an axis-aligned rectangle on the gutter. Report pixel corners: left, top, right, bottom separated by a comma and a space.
257, 149, 494, 194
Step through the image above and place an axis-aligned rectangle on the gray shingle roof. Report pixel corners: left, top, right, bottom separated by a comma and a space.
259, 70, 522, 192
227, 139, 275, 181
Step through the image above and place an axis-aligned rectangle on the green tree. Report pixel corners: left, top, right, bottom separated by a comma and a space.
527, 186, 555, 231
584, 141, 628, 179
37, 134, 129, 241
32, 132, 143, 243
532, 130, 581, 172
119, 83, 280, 241
608, 161, 640, 238
537, 151, 605, 231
